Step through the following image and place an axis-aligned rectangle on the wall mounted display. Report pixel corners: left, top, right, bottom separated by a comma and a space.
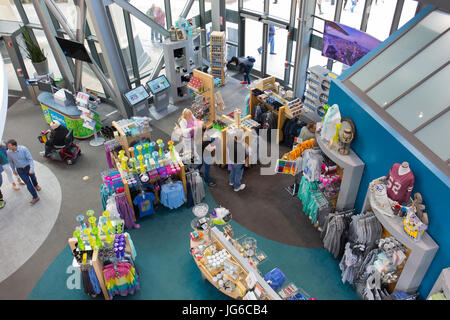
322, 21, 381, 66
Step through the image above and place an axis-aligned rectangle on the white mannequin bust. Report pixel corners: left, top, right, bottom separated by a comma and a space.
398, 162, 411, 175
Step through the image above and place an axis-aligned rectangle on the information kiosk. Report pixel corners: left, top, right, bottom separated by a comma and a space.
146, 75, 178, 120
123, 85, 150, 118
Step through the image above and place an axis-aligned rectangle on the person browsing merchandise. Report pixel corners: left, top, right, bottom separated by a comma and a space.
299, 122, 316, 142
6, 139, 41, 204
227, 130, 249, 192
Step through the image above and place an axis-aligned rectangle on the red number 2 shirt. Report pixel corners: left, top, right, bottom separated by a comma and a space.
386, 163, 414, 205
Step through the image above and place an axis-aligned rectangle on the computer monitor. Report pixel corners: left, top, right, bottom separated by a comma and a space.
123, 85, 150, 106
64, 90, 76, 105
38, 81, 53, 93
55, 36, 92, 63
146, 75, 171, 95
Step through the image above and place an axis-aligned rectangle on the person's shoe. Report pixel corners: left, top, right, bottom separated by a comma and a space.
35, 185, 41, 191
0, 200, 5, 209
30, 197, 40, 205
270, 52, 277, 55
12, 183, 20, 190
240, 81, 248, 84
39, 151, 45, 157
234, 184, 246, 192
18, 178, 25, 185
257, 48, 262, 54
229, 182, 234, 186
208, 181, 217, 187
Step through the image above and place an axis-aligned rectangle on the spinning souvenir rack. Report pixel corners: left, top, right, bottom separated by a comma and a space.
187, 69, 216, 128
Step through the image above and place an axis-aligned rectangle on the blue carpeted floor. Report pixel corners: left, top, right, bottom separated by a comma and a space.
28, 187, 360, 300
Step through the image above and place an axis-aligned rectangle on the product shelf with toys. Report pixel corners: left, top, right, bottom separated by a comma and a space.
68, 210, 137, 300
188, 69, 216, 129
209, 31, 226, 86
190, 226, 281, 300
108, 139, 188, 213
112, 117, 152, 158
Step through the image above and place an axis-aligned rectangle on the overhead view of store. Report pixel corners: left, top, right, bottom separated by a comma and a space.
0, 0, 449, 307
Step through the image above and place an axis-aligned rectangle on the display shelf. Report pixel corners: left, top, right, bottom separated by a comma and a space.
209, 31, 226, 85
362, 178, 439, 294
68, 234, 132, 300
189, 69, 216, 128
112, 120, 151, 158
315, 133, 365, 211
428, 268, 450, 300
248, 86, 289, 144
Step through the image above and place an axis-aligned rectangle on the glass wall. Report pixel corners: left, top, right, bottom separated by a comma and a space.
243, 0, 263, 13
269, 0, 292, 20
366, 0, 398, 41
0, 0, 21, 21
244, 18, 262, 72
398, 0, 419, 29
266, 26, 288, 80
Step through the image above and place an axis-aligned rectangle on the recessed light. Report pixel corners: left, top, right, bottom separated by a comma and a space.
418, 112, 424, 118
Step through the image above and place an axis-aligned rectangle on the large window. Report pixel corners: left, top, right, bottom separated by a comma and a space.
0, 0, 21, 21
269, 0, 293, 20
398, 0, 419, 29
366, 0, 397, 41
244, 18, 262, 72
266, 25, 288, 81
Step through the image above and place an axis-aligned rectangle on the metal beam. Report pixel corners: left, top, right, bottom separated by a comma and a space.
85, 0, 131, 118
390, 0, 405, 35
180, 0, 195, 19
44, 0, 116, 99
123, 10, 140, 86
199, 0, 208, 61
164, 0, 172, 29
292, 0, 315, 97
113, 0, 169, 37
238, 0, 245, 57
32, 0, 75, 92
149, 53, 164, 81
360, 0, 373, 32
284, 0, 298, 85
74, 0, 86, 92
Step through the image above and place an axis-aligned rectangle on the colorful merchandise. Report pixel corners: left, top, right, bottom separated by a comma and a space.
403, 208, 427, 242
133, 192, 156, 218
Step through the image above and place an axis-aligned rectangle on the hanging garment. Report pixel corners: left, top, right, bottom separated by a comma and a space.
348, 212, 383, 247
302, 148, 323, 182
186, 181, 194, 208
133, 192, 156, 218
160, 181, 186, 209
103, 262, 140, 299
339, 242, 365, 285
100, 183, 112, 211
88, 267, 102, 295
124, 232, 137, 260
386, 163, 415, 205
186, 171, 205, 206
115, 194, 140, 229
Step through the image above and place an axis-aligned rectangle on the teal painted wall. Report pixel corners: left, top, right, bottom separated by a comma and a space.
326, 4, 450, 298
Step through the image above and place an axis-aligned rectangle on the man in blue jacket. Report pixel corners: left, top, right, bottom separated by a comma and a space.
229, 56, 256, 85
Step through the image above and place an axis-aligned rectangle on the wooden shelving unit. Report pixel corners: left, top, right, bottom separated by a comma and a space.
209, 31, 226, 86
188, 69, 216, 128
248, 87, 289, 144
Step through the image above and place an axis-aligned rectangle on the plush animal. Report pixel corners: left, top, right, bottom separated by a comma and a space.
411, 193, 429, 225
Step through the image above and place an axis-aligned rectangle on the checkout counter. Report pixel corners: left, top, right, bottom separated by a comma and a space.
38, 91, 101, 139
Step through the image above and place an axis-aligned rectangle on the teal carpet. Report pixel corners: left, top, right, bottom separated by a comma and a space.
28, 187, 359, 300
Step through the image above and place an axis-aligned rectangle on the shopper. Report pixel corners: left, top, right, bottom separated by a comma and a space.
0, 140, 25, 190
299, 122, 316, 141
147, 4, 165, 43
6, 139, 41, 205
350, 0, 358, 13
196, 126, 217, 187
229, 56, 256, 85
317, 0, 324, 15
227, 130, 249, 192
43, 120, 69, 157
0, 163, 5, 209
258, 25, 276, 55
177, 108, 202, 159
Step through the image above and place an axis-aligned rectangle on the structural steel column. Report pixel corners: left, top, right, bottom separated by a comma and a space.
292, 0, 315, 98
85, 0, 131, 118
74, 0, 86, 92
284, 0, 298, 85
238, 0, 245, 57
211, 0, 226, 32
32, 0, 75, 92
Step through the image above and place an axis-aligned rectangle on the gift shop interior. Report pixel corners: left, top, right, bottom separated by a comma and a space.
0, 0, 449, 303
